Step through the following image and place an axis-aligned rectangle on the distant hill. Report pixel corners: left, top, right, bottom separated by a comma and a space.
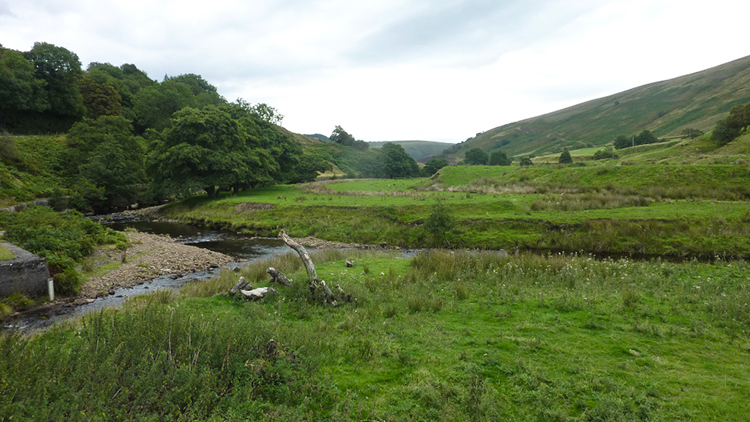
441, 55, 750, 161
368, 140, 454, 161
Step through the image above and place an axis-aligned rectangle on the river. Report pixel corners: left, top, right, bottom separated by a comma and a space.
4, 216, 292, 331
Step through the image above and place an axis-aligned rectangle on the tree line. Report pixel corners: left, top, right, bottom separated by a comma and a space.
0, 42, 332, 212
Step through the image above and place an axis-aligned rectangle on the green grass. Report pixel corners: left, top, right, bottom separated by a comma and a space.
160, 164, 750, 259
0, 245, 15, 261
3, 251, 750, 420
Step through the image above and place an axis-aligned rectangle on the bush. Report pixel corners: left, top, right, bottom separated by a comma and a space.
0, 206, 127, 295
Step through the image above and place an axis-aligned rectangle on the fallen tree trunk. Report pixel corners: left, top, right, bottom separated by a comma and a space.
267, 267, 291, 286
239, 287, 278, 301
278, 230, 353, 306
279, 230, 317, 279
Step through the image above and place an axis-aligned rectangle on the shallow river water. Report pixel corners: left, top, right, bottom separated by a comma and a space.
4, 216, 292, 331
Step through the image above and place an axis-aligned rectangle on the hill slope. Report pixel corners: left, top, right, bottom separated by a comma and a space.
368, 140, 454, 161
442, 55, 750, 160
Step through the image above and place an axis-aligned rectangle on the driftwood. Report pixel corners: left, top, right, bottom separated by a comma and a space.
228, 276, 252, 296
239, 287, 279, 301
279, 230, 353, 306
228, 276, 279, 301
267, 267, 291, 286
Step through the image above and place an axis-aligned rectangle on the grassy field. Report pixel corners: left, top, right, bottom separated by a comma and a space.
2, 250, 749, 420
160, 163, 750, 260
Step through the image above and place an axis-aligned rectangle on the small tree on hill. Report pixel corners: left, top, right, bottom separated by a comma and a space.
520, 157, 533, 166
559, 149, 573, 164
465, 148, 488, 165
423, 157, 449, 176
489, 150, 512, 166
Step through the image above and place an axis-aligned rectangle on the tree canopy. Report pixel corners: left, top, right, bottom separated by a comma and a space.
489, 150, 512, 166
712, 103, 750, 146
558, 149, 573, 164
465, 148, 488, 165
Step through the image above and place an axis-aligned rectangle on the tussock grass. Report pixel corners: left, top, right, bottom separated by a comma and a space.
2, 252, 750, 420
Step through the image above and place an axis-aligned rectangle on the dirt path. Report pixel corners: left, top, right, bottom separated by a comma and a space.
79, 231, 233, 299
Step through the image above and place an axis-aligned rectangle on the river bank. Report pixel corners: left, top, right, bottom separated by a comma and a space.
79, 231, 234, 299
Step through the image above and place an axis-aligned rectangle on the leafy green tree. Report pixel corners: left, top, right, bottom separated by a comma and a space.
519, 157, 533, 166
165, 73, 225, 108
330, 125, 368, 150
380, 142, 420, 179
23, 42, 85, 118
87, 62, 155, 121
636, 130, 659, 146
558, 149, 573, 164
79, 75, 122, 119
147, 106, 256, 198
712, 103, 750, 145
489, 150, 512, 166
464, 148, 488, 165
66, 116, 145, 211
423, 157, 449, 176
613, 135, 632, 150
250, 102, 284, 125
0, 47, 47, 117
133, 80, 196, 131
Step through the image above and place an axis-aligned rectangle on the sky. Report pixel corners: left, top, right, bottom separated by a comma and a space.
2, 0, 750, 143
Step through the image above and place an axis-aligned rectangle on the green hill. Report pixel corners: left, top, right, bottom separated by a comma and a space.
368, 140, 454, 161
442, 55, 750, 161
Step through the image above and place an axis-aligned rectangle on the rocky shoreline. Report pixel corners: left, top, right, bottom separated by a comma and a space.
79, 231, 234, 299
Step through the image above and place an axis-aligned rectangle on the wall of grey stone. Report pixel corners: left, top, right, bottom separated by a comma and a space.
0, 243, 50, 298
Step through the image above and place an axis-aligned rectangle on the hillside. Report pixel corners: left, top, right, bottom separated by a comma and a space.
441, 55, 750, 161
368, 140, 454, 161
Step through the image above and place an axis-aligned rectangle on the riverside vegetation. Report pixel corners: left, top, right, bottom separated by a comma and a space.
2, 249, 749, 420
3, 41, 750, 419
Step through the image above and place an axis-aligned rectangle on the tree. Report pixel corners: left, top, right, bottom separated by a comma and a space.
79, 75, 122, 119
133, 80, 196, 131
165, 73, 225, 108
519, 157, 533, 166
712, 103, 750, 146
330, 125, 355, 145
489, 150, 512, 166
464, 148, 488, 165
636, 130, 658, 146
380, 142, 420, 179
250, 102, 284, 125
147, 106, 256, 198
66, 116, 145, 212
23, 42, 85, 118
613, 135, 632, 150
0, 47, 47, 116
423, 157, 449, 176
558, 149, 573, 164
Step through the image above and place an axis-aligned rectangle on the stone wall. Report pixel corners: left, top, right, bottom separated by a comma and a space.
0, 243, 50, 298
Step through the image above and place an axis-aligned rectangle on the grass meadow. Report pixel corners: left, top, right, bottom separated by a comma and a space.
160, 164, 750, 260
2, 250, 749, 420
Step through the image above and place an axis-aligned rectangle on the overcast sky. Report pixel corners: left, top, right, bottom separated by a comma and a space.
2, 0, 749, 143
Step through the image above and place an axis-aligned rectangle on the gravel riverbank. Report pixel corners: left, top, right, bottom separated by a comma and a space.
79, 231, 233, 299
